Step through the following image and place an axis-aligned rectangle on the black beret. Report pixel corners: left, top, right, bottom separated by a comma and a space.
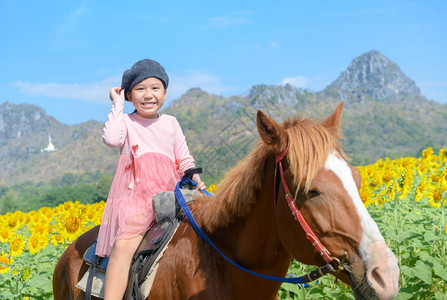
121, 59, 169, 100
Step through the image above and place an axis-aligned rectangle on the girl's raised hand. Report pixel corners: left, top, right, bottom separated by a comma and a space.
109, 87, 125, 102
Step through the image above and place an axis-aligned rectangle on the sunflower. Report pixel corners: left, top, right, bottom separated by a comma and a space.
207, 184, 217, 193
51, 233, 64, 247
84, 207, 97, 225
20, 265, 32, 280
62, 201, 74, 212
30, 223, 47, 236
38, 206, 51, 215
59, 213, 86, 242
422, 147, 434, 159
7, 215, 20, 231
369, 175, 382, 189
382, 172, 393, 183
428, 188, 445, 209
53, 206, 61, 214
431, 174, 441, 183
27, 234, 44, 255
9, 234, 26, 257
359, 186, 374, 207
0, 251, 13, 274
415, 182, 427, 202
440, 149, 447, 160
0, 227, 10, 243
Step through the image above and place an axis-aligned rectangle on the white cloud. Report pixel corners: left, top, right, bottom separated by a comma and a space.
270, 41, 280, 48
280, 76, 309, 88
168, 70, 237, 101
11, 70, 237, 105
206, 11, 252, 28
12, 75, 120, 104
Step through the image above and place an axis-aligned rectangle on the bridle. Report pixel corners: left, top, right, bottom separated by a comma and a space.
274, 146, 333, 264
175, 147, 348, 284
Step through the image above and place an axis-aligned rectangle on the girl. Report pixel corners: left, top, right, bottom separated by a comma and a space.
95, 59, 205, 299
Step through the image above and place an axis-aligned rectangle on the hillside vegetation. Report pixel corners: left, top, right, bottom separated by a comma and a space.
1, 50, 447, 211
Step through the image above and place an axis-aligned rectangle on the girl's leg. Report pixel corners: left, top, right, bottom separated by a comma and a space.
103, 235, 144, 300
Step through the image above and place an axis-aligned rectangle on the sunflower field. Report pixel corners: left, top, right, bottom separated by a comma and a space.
1, 148, 446, 299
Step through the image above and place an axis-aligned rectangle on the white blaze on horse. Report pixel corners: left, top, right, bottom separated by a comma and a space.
53, 102, 399, 300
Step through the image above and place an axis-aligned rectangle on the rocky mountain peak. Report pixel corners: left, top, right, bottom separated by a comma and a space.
0, 102, 64, 146
326, 50, 422, 100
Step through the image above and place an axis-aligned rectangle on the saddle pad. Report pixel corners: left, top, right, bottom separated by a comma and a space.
152, 189, 202, 223
77, 221, 181, 299
76, 268, 106, 298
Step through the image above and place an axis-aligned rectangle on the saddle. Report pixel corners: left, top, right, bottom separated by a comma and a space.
76, 188, 203, 299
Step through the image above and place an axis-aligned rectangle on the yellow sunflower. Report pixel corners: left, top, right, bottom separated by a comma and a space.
51, 232, 64, 247
359, 186, 374, 207
28, 234, 42, 255
0, 251, 13, 274
9, 234, 26, 257
422, 147, 434, 159
0, 227, 10, 243
7, 214, 20, 231
428, 188, 445, 209
382, 172, 393, 183
440, 149, 447, 160
207, 184, 217, 193
30, 223, 47, 236
59, 213, 86, 242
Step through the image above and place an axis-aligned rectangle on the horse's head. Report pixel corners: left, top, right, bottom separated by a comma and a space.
257, 102, 399, 300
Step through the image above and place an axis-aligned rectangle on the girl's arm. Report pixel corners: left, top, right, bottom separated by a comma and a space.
173, 119, 206, 190
102, 88, 127, 148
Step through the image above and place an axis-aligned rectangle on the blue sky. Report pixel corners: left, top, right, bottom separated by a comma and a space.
1, 0, 445, 125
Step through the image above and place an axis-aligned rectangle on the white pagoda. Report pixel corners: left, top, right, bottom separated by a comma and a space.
41, 135, 57, 152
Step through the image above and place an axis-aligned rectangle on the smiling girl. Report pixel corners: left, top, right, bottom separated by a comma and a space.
95, 59, 205, 299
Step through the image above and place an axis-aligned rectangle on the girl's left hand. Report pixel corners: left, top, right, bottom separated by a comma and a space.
193, 175, 206, 190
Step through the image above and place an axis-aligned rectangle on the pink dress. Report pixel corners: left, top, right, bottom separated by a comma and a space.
95, 99, 195, 257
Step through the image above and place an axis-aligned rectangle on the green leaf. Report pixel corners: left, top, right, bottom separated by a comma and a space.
435, 290, 447, 300
281, 283, 301, 295
433, 263, 447, 281
413, 260, 433, 284
396, 291, 416, 300
423, 231, 438, 243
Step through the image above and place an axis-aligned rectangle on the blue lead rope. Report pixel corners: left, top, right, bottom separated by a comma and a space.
174, 177, 308, 284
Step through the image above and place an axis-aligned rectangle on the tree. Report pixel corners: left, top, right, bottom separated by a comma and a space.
0, 190, 18, 214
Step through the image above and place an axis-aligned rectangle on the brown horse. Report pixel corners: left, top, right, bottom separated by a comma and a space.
53, 103, 399, 300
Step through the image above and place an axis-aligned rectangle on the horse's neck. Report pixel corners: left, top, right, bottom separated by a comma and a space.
210, 157, 291, 274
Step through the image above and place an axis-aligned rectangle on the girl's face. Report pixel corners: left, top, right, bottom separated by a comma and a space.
128, 77, 167, 119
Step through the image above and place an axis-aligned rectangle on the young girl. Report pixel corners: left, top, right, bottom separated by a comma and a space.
95, 59, 205, 299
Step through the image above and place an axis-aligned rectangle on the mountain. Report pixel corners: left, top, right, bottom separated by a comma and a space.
326, 50, 422, 101
1, 50, 446, 186
0, 102, 118, 185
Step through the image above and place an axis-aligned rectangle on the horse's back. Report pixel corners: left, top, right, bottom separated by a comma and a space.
53, 226, 99, 300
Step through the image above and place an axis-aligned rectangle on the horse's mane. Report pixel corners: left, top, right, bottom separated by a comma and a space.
202, 116, 344, 232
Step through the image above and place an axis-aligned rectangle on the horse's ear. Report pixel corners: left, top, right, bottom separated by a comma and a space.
321, 102, 343, 138
257, 110, 287, 150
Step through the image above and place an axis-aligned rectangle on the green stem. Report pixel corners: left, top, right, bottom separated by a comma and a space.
440, 197, 446, 298
393, 178, 404, 288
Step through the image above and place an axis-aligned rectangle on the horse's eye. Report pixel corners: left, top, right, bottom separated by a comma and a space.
308, 190, 320, 198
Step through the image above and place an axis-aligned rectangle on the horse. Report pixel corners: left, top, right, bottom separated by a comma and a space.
53, 102, 399, 300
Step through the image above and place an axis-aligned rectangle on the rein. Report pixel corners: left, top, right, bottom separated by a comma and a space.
275, 147, 333, 263
175, 157, 341, 284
